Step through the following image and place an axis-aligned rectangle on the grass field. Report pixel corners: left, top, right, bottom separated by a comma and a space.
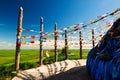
0, 49, 90, 66
0, 49, 90, 79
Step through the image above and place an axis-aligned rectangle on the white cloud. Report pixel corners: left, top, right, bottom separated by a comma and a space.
0, 41, 15, 49
31, 24, 39, 27
0, 39, 93, 50
0, 24, 5, 26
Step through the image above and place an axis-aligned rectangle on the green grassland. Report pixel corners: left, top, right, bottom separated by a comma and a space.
0, 49, 90, 66
0, 49, 90, 79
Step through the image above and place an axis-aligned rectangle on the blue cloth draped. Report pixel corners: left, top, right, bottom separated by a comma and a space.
86, 36, 120, 80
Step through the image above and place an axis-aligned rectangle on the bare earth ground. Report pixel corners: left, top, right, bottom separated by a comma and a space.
12, 60, 92, 80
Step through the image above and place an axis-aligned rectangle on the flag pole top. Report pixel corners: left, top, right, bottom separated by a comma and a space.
20, 6, 23, 11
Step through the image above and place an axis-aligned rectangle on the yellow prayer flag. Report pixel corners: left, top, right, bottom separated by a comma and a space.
101, 27, 106, 30
22, 42, 26, 45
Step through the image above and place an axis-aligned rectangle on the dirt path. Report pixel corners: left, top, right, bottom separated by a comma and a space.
12, 60, 91, 80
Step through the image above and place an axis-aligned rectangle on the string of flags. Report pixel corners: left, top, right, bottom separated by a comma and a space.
18, 8, 120, 47
21, 20, 111, 40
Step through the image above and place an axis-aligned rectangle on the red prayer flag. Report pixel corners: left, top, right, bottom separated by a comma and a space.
18, 27, 22, 32
30, 41, 34, 43
31, 36, 36, 39
17, 42, 21, 47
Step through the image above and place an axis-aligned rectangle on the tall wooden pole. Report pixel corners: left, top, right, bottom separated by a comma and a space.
15, 7, 23, 72
40, 17, 43, 65
65, 30, 68, 60
92, 29, 95, 48
54, 23, 58, 62
79, 31, 82, 59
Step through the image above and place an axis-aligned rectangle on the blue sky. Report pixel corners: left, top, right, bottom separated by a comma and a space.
0, 0, 120, 49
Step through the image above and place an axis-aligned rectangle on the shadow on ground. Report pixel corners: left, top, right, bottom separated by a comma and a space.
44, 66, 92, 80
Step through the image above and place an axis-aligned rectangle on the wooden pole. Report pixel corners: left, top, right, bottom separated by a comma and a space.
65, 30, 68, 60
40, 17, 43, 65
92, 29, 95, 48
15, 7, 23, 72
79, 31, 82, 59
54, 23, 58, 62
